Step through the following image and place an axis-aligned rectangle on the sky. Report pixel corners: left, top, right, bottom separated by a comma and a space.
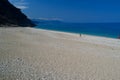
9, 0, 120, 23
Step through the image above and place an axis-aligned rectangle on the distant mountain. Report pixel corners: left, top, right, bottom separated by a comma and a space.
0, 0, 35, 27
32, 19, 63, 25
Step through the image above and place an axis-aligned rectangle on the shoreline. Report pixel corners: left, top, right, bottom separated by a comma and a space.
35, 27, 118, 39
30, 27, 120, 48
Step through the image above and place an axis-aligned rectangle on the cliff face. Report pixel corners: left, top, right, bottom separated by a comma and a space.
0, 0, 35, 27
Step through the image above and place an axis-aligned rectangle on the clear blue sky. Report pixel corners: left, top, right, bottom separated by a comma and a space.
9, 0, 120, 23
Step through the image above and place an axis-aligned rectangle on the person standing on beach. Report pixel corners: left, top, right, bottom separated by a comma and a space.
118, 35, 120, 39
79, 34, 82, 37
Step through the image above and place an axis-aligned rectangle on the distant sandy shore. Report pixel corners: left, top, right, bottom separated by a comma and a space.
0, 27, 120, 80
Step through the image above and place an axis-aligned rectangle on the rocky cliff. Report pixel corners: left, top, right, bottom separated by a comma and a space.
0, 0, 35, 27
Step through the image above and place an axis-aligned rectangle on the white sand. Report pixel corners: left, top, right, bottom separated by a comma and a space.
0, 27, 120, 80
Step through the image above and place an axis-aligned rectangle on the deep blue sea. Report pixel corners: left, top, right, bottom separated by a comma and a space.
35, 22, 120, 39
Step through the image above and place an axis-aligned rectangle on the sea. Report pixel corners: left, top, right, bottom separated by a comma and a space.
35, 22, 120, 39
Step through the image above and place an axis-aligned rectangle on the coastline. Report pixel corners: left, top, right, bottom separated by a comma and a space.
33, 27, 120, 48
36, 23, 120, 39
0, 27, 120, 80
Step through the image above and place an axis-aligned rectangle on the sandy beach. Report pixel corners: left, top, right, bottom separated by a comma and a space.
0, 27, 120, 80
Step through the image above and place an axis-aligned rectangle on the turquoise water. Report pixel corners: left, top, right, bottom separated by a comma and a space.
35, 22, 120, 39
